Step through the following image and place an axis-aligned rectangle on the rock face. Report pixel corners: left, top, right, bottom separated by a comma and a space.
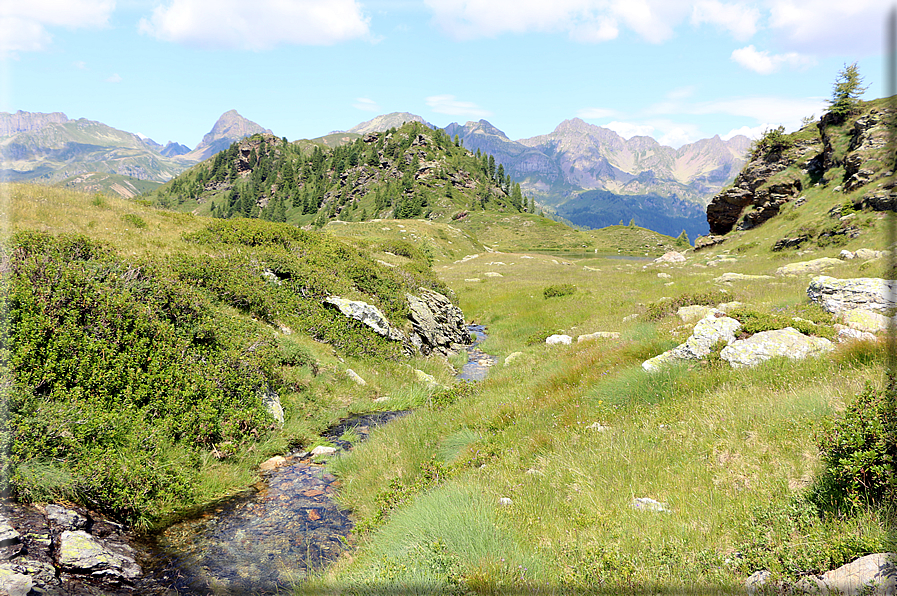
720, 327, 833, 368
406, 288, 469, 356
57, 530, 141, 580
808, 276, 897, 314
324, 296, 405, 341
795, 553, 896, 595
643, 310, 741, 371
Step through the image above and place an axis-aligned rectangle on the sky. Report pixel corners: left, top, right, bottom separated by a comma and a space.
1, 0, 894, 149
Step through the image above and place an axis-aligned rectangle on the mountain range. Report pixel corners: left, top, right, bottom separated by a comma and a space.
2, 108, 750, 235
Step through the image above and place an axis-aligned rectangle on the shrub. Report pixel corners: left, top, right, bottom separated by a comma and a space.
750, 126, 793, 159
543, 283, 576, 299
810, 382, 896, 511
120, 213, 147, 228
645, 289, 730, 321
728, 306, 835, 340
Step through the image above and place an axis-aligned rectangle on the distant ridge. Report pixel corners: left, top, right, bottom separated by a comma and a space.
347, 112, 433, 135
0, 110, 69, 136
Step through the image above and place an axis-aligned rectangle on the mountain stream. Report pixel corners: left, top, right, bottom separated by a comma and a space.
146, 324, 495, 594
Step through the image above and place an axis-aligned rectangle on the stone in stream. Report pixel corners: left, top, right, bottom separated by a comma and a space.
56, 530, 141, 580
0, 516, 20, 547
44, 505, 87, 532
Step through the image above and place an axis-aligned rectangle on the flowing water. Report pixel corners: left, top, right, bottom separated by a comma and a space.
149, 326, 493, 595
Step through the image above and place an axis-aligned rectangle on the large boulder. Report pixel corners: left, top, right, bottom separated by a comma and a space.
643, 310, 741, 371
775, 258, 843, 277
406, 288, 469, 356
720, 327, 833, 368
0, 567, 32, 596
796, 552, 896, 595
323, 296, 405, 341
56, 530, 141, 580
808, 276, 897, 314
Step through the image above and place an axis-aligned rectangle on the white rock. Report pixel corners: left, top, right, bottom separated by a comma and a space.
643, 310, 741, 371
0, 517, 20, 546
414, 369, 438, 388
484, 272, 503, 278
324, 296, 404, 341
714, 272, 773, 283
808, 276, 897, 314
720, 328, 833, 368
717, 301, 743, 313
631, 497, 670, 512
775, 258, 843, 276
677, 305, 712, 323
654, 251, 686, 263
842, 308, 889, 333
577, 331, 621, 342
836, 325, 878, 343
856, 248, 885, 261
504, 351, 524, 365
586, 422, 609, 431
796, 553, 896, 596
546, 334, 572, 345
346, 369, 367, 386
746, 570, 772, 595
259, 456, 287, 472
464, 278, 481, 282
0, 567, 32, 596
657, 272, 671, 279
498, 497, 513, 506
310, 446, 337, 456
840, 250, 857, 260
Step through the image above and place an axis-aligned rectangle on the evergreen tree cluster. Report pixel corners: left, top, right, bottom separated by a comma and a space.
152, 122, 536, 227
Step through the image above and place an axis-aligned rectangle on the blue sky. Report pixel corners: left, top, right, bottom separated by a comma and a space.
1, 1, 893, 148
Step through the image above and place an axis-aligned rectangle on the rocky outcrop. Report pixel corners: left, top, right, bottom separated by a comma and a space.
807, 276, 897, 314
406, 288, 470, 356
720, 327, 833, 368
0, 110, 69, 136
643, 310, 741, 371
324, 296, 405, 341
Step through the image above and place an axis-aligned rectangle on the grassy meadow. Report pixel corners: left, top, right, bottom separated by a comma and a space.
1, 178, 893, 592
305, 209, 893, 593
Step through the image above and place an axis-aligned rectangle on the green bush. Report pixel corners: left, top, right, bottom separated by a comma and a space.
543, 283, 576, 299
810, 382, 896, 511
120, 213, 147, 228
645, 289, 730, 321
728, 306, 835, 340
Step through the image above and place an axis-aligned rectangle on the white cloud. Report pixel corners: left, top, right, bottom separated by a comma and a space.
426, 94, 491, 117
353, 97, 380, 112
722, 125, 766, 140
73, 60, 87, 70
423, 0, 691, 43
0, 0, 114, 54
731, 44, 815, 74
766, 0, 891, 55
690, 0, 759, 41
604, 121, 655, 138
139, 0, 370, 49
106, 73, 122, 83
657, 124, 702, 147
666, 86, 695, 100
577, 107, 620, 119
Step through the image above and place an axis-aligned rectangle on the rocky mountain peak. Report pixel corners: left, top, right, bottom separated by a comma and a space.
0, 110, 69, 137
189, 110, 272, 162
347, 112, 432, 135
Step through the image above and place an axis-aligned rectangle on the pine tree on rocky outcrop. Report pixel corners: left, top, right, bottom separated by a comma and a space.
828, 62, 867, 121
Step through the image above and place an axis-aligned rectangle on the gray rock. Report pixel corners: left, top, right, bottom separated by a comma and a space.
45, 505, 87, 531
677, 305, 712, 323
856, 248, 885, 261
720, 327, 833, 368
346, 369, 367, 386
259, 390, 284, 425
577, 331, 620, 342
746, 570, 772, 594
406, 288, 469, 356
546, 334, 572, 345
310, 446, 337, 457
807, 276, 897, 314
836, 325, 878, 343
654, 251, 686, 263
0, 517, 20, 547
776, 258, 844, 276
842, 308, 889, 333
324, 296, 404, 341
57, 530, 141, 580
643, 310, 741, 371
414, 369, 438, 388
713, 272, 773, 284
504, 351, 524, 365
840, 250, 856, 260
0, 567, 32, 596
796, 553, 896, 595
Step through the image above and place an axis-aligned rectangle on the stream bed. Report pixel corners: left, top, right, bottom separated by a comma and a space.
148, 325, 493, 595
